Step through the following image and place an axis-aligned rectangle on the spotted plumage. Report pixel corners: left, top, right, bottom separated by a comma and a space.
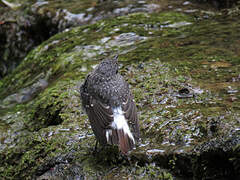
80, 56, 140, 154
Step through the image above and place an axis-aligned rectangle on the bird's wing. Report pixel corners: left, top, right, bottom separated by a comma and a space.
122, 93, 140, 143
85, 96, 114, 144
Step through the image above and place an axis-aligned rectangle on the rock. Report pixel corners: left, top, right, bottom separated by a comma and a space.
0, 1, 239, 179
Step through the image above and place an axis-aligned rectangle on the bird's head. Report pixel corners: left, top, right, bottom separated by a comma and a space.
94, 55, 119, 77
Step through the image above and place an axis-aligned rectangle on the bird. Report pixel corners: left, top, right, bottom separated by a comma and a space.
80, 56, 140, 154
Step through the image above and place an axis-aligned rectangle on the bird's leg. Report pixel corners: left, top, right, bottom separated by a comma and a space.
92, 140, 104, 155
94, 140, 99, 152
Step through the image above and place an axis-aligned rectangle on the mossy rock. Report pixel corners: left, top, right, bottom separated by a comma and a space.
0, 6, 239, 179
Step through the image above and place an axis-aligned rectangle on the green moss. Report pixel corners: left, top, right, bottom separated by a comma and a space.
0, 7, 239, 179
0, 11, 195, 99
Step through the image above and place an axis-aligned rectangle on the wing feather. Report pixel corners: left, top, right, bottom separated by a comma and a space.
122, 94, 140, 142
85, 96, 113, 144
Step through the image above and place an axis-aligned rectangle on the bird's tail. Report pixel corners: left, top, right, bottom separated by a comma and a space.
118, 129, 135, 154
106, 107, 136, 154
106, 128, 135, 154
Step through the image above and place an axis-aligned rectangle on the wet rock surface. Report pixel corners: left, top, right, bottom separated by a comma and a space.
2, 0, 236, 78
0, 0, 240, 179
0, 0, 160, 78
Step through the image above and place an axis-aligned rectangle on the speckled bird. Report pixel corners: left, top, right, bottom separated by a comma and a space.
80, 56, 140, 154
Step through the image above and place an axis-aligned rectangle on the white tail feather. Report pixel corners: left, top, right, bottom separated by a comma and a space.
105, 107, 135, 144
